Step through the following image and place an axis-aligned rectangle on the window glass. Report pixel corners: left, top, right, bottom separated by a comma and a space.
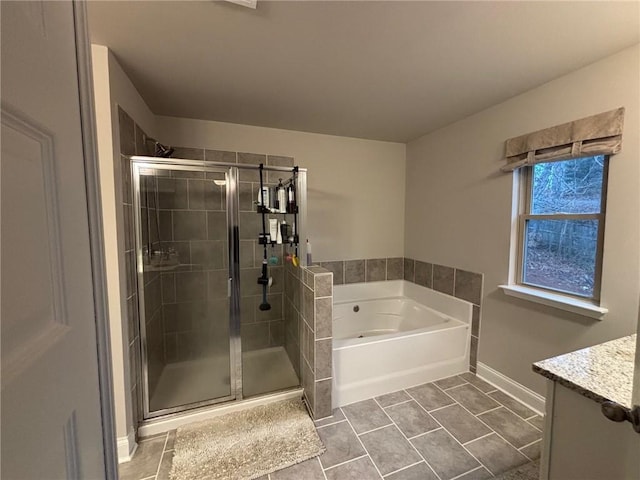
531, 155, 605, 215
523, 218, 599, 298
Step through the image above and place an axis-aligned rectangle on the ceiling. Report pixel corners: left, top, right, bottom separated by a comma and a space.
88, 1, 640, 143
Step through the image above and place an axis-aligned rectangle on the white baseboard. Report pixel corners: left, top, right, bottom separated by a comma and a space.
117, 428, 137, 464
476, 362, 546, 415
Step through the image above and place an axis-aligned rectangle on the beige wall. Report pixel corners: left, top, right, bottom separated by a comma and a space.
156, 117, 406, 261
405, 45, 640, 395
92, 45, 157, 444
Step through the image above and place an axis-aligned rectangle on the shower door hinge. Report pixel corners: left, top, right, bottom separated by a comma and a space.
228, 278, 232, 298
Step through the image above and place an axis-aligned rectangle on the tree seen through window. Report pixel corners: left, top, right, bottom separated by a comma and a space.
522, 155, 606, 298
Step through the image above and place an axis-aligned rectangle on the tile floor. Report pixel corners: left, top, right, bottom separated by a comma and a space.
120, 372, 543, 480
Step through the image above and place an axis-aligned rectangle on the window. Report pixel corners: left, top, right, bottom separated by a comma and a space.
517, 155, 608, 301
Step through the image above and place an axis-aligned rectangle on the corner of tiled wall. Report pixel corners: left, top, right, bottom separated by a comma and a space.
118, 106, 144, 431
119, 105, 164, 431
403, 257, 483, 372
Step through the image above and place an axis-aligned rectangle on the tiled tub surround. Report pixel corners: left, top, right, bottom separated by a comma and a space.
119, 373, 543, 480
332, 280, 472, 408
285, 264, 333, 419
320, 257, 484, 372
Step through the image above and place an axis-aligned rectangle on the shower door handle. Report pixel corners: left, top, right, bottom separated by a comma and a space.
228, 277, 232, 298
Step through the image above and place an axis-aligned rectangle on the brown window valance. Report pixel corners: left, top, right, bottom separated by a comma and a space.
501, 107, 625, 172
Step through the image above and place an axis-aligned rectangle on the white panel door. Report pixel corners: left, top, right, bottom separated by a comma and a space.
1, 2, 109, 478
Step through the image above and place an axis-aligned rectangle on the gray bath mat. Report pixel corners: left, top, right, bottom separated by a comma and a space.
495, 460, 540, 480
170, 398, 325, 480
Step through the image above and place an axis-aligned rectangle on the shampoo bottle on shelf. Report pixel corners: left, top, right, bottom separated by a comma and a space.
287, 183, 296, 213
269, 219, 278, 242
277, 179, 287, 213
306, 239, 312, 265
280, 220, 289, 243
257, 187, 269, 209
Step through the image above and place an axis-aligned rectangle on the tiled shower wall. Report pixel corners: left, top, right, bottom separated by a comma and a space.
149, 168, 230, 364
138, 178, 165, 399
319, 257, 483, 372
165, 148, 297, 352
119, 106, 152, 428
284, 263, 302, 378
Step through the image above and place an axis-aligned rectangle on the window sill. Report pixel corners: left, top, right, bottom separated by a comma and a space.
498, 284, 608, 320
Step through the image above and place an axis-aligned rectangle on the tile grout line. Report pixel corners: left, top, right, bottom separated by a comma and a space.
518, 438, 542, 451
487, 394, 541, 424
461, 403, 538, 460
407, 426, 444, 441
462, 431, 494, 446
477, 405, 503, 415
426, 401, 457, 414
445, 381, 512, 417
357, 422, 394, 437
339, 408, 386, 479
321, 453, 369, 472
450, 465, 490, 480
481, 398, 544, 434
379, 397, 414, 409
315, 418, 347, 430
527, 420, 544, 433
382, 460, 425, 478
372, 396, 444, 480
153, 433, 170, 480
406, 386, 495, 477
317, 456, 329, 480
436, 381, 469, 391
519, 445, 540, 463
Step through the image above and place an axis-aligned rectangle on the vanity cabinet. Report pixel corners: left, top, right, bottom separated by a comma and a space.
534, 335, 639, 480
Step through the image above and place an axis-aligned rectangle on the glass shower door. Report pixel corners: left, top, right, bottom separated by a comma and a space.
133, 162, 236, 417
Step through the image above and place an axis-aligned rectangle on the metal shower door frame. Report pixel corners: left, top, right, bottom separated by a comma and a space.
131, 158, 240, 419
130, 156, 307, 421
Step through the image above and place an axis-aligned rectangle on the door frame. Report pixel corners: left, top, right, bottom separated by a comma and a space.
73, 1, 118, 476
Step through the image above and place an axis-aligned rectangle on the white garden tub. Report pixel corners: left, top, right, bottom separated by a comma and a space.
332, 280, 472, 407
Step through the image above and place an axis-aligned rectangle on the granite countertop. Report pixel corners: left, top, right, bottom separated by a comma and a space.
533, 334, 636, 409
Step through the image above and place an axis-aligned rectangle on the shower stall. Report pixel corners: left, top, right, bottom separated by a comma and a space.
130, 156, 306, 419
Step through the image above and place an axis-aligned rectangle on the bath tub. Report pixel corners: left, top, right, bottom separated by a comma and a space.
332, 280, 472, 407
